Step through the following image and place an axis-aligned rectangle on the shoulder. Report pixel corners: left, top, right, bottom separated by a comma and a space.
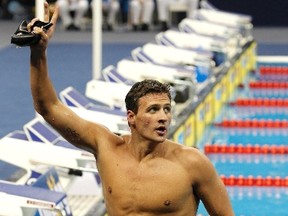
167, 140, 205, 163
167, 141, 216, 181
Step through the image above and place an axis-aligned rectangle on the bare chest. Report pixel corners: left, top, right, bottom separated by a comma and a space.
98, 155, 194, 214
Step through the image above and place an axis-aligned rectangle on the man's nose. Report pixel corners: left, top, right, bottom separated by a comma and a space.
158, 110, 169, 122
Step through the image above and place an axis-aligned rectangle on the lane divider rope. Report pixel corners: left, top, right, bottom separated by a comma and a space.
204, 144, 288, 154
229, 98, 288, 107
214, 119, 288, 128
221, 175, 288, 187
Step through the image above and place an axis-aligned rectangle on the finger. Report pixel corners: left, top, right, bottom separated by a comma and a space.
33, 27, 48, 41
50, 4, 59, 25
27, 18, 40, 31
44, 1, 50, 22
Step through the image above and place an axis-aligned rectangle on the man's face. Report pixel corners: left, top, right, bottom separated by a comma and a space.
128, 93, 172, 143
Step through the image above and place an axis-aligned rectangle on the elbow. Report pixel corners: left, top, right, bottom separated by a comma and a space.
33, 99, 58, 120
34, 99, 49, 117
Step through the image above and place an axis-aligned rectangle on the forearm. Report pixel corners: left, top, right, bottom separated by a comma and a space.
30, 49, 59, 119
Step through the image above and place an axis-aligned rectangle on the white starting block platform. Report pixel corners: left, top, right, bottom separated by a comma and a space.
0, 137, 105, 216
0, 180, 67, 216
132, 42, 213, 67
0, 136, 97, 176
155, 31, 229, 68
179, 18, 239, 39
116, 59, 194, 84
155, 29, 238, 62
194, 9, 253, 38
0, 167, 72, 215
156, 29, 227, 52
131, 43, 214, 83
85, 79, 131, 111
60, 86, 126, 117
60, 86, 130, 134
196, 8, 252, 27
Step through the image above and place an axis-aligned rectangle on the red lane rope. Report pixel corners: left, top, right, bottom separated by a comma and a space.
221, 175, 288, 187
249, 81, 288, 88
260, 66, 288, 75
204, 144, 288, 154
214, 119, 288, 128
229, 98, 288, 107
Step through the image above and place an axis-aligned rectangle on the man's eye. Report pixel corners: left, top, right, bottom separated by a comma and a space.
164, 107, 171, 113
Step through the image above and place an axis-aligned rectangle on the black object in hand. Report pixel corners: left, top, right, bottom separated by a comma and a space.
11, 20, 53, 47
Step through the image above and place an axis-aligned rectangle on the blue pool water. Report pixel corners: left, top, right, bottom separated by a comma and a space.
197, 68, 288, 215
200, 127, 288, 146
197, 187, 288, 216
218, 106, 288, 120
210, 131, 288, 145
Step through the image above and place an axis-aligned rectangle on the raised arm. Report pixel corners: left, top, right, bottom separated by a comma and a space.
28, 2, 114, 154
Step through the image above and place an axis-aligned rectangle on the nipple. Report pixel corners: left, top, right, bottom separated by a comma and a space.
164, 200, 171, 206
108, 186, 112, 194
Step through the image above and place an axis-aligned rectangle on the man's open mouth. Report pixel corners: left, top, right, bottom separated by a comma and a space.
156, 126, 167, 135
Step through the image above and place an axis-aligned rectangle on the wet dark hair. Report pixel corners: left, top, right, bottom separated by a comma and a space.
125, 79, 171, 113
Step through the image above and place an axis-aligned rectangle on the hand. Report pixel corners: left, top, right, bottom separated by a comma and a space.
28, 2, 59, 51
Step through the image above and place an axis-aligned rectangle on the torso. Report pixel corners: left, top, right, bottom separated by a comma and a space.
96, 135, 200, 216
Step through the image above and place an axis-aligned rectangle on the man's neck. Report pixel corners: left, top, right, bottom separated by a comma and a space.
128, 138, 167, 162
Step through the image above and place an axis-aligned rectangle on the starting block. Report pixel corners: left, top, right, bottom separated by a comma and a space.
0, 137, 97, 174
178, 18, 240, 41
131, 43, 214, 83
85, 79, 131, 111
194, 9, 253, 38
60, 86, 126, 116
114, 60, 195, 103
155, 30, 229, 65
116, 59, 193, 83
0, 180, 68, 216
0, 166, 76, 215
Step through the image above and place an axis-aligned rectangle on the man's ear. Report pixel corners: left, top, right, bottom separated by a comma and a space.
127, 110, 135, 125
